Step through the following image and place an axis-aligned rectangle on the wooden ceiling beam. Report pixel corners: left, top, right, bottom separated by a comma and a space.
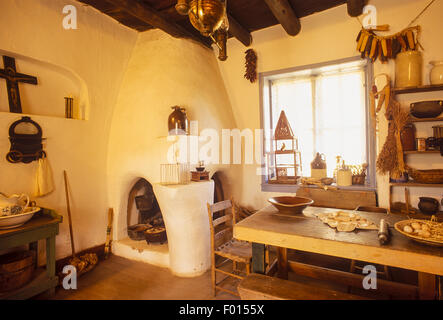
347, 0, 365, 17
104, 0, 212, 48
263, 0, 301, 36
227, 14, 252, 47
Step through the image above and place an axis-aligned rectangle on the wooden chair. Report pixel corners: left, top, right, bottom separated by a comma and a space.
350, 206, 392, 281
207, 199, 252, 297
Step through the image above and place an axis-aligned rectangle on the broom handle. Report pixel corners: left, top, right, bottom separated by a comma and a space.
63, 170, 76, 258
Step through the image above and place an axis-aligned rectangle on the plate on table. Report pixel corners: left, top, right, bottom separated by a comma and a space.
394, 219, 443, 247
316, 211, 378, 232
0, 207, 41, 230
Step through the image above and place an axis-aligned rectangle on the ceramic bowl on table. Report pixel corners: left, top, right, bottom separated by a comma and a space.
0, 207, 40, 230
268, 196, 314, 215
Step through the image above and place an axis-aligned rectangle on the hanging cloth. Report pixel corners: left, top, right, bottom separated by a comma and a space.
34, 155, 55, 197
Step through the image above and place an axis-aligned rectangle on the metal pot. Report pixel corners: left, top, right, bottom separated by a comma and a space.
410, 101, 443, 119
418, 197, 439, 215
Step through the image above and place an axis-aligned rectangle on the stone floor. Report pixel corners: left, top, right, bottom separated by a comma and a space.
45, 255, 239, 300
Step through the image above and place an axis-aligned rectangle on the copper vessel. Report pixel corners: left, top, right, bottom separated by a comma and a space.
189, 0, 225, 36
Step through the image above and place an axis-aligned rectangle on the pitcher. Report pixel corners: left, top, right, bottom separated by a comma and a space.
0, 193, 30, 216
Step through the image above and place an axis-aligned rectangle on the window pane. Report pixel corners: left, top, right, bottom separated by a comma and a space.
268, 62, 368, 179
316, 71, 366, 176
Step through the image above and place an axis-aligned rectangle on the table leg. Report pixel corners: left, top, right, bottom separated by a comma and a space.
277, 247, 288, 280
252, 243, 266, 274
418, 272, 437, 300
29, 241, 38, 268
46, 236, 56, 296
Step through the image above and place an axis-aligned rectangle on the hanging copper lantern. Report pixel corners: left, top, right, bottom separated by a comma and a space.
188, 0, 226, 37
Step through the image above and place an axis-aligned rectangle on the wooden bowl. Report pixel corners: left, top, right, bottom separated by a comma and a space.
268, 196, 314, 215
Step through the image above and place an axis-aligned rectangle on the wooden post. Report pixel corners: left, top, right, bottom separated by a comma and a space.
418, 272, 437, 300
46, 236, 56, 296
347, 0, 365, 17
277, 247, 288, 280
263, 0, 301, 36
252, 243, 266, 274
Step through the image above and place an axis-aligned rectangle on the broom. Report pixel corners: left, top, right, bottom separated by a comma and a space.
62, 170, 98, 278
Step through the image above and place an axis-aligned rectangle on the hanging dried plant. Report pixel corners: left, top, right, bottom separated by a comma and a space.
244, 49, 257, 83
376, 99, 409, 179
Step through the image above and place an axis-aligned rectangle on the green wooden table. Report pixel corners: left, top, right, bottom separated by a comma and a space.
0, 208, 62, 300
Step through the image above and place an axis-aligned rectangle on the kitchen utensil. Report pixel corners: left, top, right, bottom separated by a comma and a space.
433, 125, 443, 139
378, 219, 390, 245
0, 207, 40, 229
416, 138, 426, 151
0, 193, 30, 217
418, 197, 440, 215
410, 101, 443, 119
268, 196, 313, 215
62, 171, 98, 278
394, 219, 443, 247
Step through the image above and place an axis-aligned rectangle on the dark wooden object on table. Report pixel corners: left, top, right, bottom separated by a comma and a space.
296, 187, 377, 209
238, 273, 366, 300
191, 171, 209, 182
207, 199, 252, 297
0, 56, 38, 113
0, 208, 62, 300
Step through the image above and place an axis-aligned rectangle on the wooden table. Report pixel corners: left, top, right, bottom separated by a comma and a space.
0, 208, 62, 300
234, 206, 443, 300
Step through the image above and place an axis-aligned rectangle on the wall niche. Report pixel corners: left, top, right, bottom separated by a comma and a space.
0, 50, 89, 120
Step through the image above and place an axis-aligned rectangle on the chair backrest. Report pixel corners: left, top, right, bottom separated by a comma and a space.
356, 206, 388, 214
207, 199, 236, 249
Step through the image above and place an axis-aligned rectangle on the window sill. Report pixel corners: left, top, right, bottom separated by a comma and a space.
261, 183, 376, 193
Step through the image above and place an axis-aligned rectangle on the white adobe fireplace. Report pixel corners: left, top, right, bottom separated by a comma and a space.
113, 180, 214, 277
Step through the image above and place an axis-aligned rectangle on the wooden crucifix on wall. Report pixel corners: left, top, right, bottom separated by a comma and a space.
0, 56, 38, 113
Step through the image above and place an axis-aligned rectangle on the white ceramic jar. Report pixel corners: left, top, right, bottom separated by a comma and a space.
337, 169, 352, 187
395, 51, 423, 88
429, 61, 443, 85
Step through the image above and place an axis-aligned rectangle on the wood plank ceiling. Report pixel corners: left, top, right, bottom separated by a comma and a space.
76, 0, 365, 48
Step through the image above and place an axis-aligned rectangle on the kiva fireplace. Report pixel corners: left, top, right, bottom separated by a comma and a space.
127, 178, 167, 245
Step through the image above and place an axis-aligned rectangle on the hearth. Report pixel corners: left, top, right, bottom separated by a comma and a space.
127, 178, 167, 244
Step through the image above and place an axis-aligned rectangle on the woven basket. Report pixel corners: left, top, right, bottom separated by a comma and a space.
407, 167, 443, 184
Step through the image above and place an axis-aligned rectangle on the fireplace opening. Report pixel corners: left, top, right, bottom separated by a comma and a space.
127, 178, 167, 245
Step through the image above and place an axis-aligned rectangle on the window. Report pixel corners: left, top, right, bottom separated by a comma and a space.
261, 57, 375, 189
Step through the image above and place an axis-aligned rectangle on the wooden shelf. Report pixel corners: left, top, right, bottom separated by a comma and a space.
404, 150, 441, 154
274, 150, 296, 154
392, 84, 443, 94
408, 116, 443, 123
390, 182, 443, 188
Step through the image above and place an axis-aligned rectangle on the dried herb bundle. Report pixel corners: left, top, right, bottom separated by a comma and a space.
376, 99, 409, 179
244, 49, 257, 83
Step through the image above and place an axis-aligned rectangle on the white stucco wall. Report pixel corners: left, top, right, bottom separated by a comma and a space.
0, 0, 137, 262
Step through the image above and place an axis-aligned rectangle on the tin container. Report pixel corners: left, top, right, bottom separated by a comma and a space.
416, 138, 427, 151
